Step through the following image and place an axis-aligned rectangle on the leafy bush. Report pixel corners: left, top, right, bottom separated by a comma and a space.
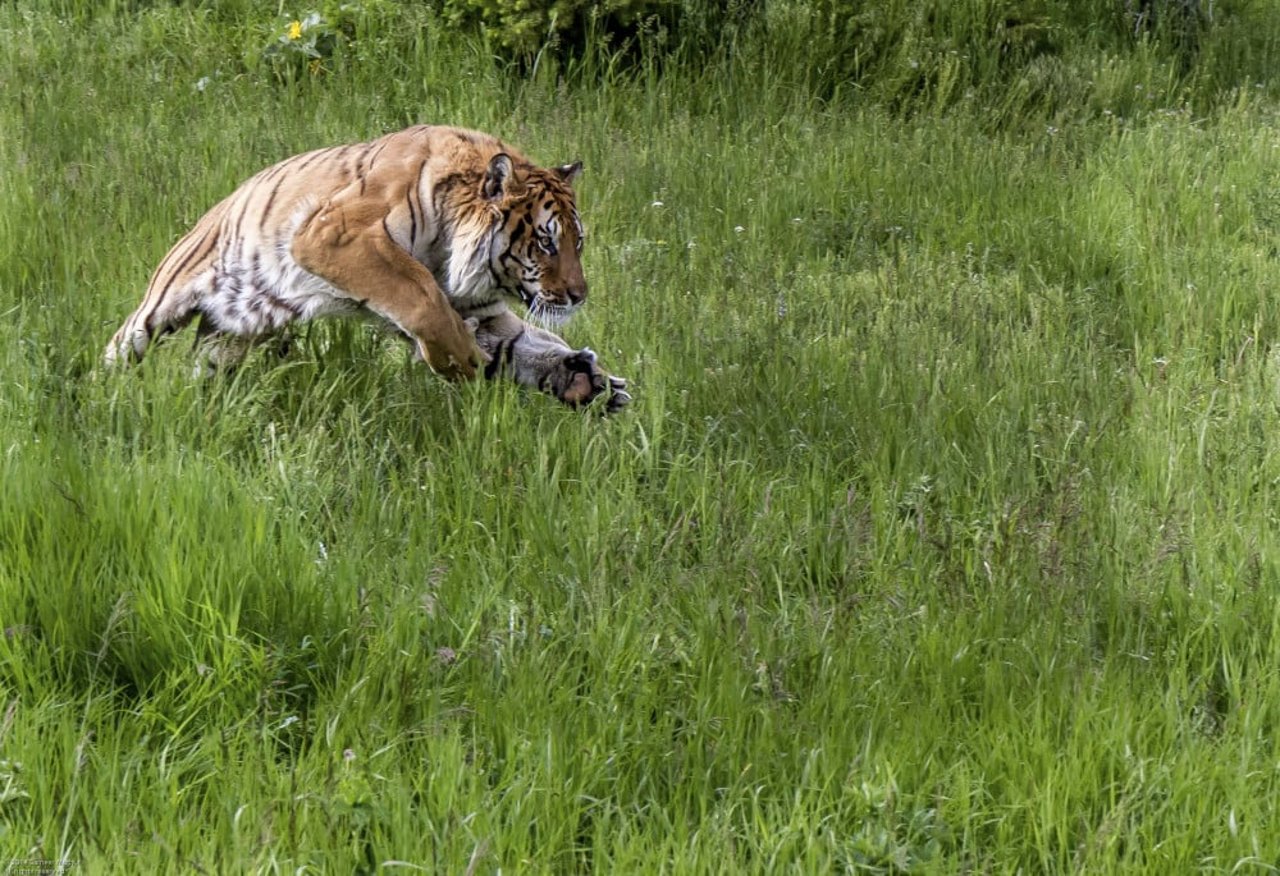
797, 0, 1067, 103
259, 1, 384, 79
760, 0, 1273, 120
438, 0, 753, 59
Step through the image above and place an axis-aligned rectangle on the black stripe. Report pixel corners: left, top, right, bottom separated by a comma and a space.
228, 167, 275, 240
434, 172, 467, 190
356, 157, 369, 193
484, 339, 509, 379
432, 172, 469, 214
289, 148, 330, 177
148, 227, 216, 321
405, 189, 417, 247
151, 231, 203, 292
429, 171, 477, 242
405, 162, 425, 247
366, 139, 390, 168
228, 202, 246, 243
258, 176, 286, 229
266, 294, 302, 318
257, 162, 288, 185
351, 143, 373, 179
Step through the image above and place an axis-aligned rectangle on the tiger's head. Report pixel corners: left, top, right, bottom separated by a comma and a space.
481, 153, 587, 327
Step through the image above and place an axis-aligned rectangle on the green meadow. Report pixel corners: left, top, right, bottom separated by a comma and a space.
4, 1, 1280, 870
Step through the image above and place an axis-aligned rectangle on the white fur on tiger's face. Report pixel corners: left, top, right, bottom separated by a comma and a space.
104, 125, 591, 381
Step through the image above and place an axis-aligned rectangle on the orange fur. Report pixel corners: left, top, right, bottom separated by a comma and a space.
105, 125, 589, 381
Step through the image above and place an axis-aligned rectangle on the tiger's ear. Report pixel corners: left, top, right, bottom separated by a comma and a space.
554, 161, 583, 184
483, 153, 514, 200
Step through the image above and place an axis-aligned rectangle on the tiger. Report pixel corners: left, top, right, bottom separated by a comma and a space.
104, 124, 631, 413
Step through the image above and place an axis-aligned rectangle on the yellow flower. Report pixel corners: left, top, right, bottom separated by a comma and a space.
287, 20, 303, 40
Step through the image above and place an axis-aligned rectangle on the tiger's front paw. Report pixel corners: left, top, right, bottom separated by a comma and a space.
422, 317, 488, 381
550, 348, 631, 413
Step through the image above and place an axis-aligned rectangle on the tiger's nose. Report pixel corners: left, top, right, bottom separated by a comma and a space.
566, 283, 587, 306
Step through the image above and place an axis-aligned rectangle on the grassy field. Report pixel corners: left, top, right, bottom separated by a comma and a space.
4, 1, 1280, 871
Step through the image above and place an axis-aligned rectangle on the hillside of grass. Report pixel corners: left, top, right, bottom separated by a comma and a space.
3, 1, 1280, 871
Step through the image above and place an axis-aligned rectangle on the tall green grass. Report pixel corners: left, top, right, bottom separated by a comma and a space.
4, 2, 1280, 871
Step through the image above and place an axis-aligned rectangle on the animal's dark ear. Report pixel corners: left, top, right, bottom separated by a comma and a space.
554, 161, 583, 184
483, 153, 514, 200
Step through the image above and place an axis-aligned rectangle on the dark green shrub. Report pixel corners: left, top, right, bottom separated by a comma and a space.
438, 0, 753, 59
767, 1, 1077, 111
766, 0, 1274, 118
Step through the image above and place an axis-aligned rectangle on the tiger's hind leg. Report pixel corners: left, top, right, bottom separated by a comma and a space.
105, 208, 227, 369
103, 289, 204, 368
190, 315, 305, 377
191, 315, 256, 378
